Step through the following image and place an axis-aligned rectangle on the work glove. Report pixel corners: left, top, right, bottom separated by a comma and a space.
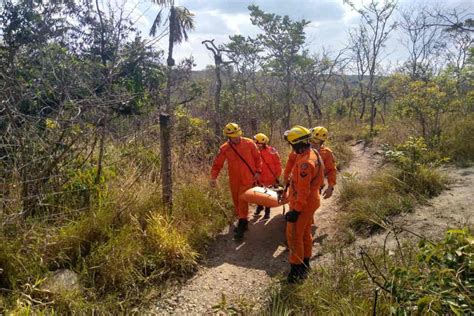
285, 210, 300, 223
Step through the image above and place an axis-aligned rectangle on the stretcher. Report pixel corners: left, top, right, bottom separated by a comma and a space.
240, 186, 289, 208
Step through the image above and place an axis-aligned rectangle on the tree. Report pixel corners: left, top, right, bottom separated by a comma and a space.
0, 0, 162, 217
444, 22, 473, 91
224, 35, 263, 135
150, 0, 195, 211
398, 5, 444, 80
389, 74, 449, 143
346, 0, 397, 133
295, 49, 345, 125
248, 5, 309, 129
202, 39, 233, 136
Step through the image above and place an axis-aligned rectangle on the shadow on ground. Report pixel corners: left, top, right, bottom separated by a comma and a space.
203, 208, 289, 277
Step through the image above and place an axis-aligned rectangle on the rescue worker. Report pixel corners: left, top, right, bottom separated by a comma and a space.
283, 126, 324, 283
211, 123, 262, 240
310, 126, 336, 198
253, 133, 282, 219
283, 126, 337, 199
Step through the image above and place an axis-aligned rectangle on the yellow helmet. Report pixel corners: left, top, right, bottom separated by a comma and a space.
223, 123, 243, 138
254, 133, 269, 144
311, 126, 329, 141
284, 125, 312, 145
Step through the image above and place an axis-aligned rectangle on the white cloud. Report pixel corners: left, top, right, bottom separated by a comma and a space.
123, 0, 473, 70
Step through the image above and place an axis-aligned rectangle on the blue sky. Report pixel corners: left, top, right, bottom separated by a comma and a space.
123, 0, 473, 70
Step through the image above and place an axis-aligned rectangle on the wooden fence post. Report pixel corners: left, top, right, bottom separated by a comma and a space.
160, 113, 173, 212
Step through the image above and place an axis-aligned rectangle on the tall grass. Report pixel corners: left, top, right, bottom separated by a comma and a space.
0, 136, 233, 313
262, 248, 394, 315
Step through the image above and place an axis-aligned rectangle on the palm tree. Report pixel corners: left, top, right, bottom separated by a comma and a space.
150, 1, 195, 68
149, 0, 195, 211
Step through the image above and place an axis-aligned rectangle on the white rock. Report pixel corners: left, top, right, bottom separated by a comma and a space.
41, 269, 80, 293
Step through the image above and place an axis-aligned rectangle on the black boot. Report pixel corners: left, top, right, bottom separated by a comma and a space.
302, 258, 311, 279
234, 219, 248, 240
263, 207, 271, 219
287, 264, 305, 284
233, 219, 249, 232
254, 205, 264, 216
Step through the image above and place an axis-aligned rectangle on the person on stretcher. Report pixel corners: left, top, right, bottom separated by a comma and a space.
253, 133, 282, 219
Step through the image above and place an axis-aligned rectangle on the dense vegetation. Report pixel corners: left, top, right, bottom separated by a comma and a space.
0, 0, 472, 313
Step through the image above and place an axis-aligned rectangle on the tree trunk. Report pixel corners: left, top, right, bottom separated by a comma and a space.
359, 95, 366, 120
284, 74, 291, 130
303, 102, 313, 127
95, 128, 105, 185
308, 94, 322, 120
167, 7, 176, 68
160, 113, 173, 212
214, 62, 222, 136
369, 102, 376, 133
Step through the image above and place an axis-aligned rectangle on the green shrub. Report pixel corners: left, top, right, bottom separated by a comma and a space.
384, 136, 449, 171
440, 114, 474, 166
386, 229, 473, 314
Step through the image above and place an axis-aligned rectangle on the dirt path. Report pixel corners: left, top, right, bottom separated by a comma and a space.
155, 143, 378, 314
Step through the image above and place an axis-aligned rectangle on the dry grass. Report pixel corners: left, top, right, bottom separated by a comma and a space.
0, 136, 233, 313
339, 165, 447, 235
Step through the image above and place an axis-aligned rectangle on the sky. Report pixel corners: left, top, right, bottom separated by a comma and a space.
122, 0, 473, 70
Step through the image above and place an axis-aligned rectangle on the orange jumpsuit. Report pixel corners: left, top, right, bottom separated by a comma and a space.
284, 144, 337, 187
259, 146, 282, 186
211, 137, 262, 219
286, 149, 324, 264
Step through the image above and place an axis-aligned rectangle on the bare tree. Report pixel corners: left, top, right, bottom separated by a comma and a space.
426, 8, 474, 33
295, 49, 346, 125
398, 5, 444, 80
202, 39, 233, 136
346, 0, 397, 133
444, 24, 473, 90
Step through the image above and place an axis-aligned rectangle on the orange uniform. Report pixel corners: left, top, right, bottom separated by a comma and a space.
284, 144, 336, 186
259, 146, 282, 186
286, 149, 324, 264
211, 137, 262, 219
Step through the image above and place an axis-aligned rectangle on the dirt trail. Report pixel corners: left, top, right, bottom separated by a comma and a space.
155, 143, 378, 314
